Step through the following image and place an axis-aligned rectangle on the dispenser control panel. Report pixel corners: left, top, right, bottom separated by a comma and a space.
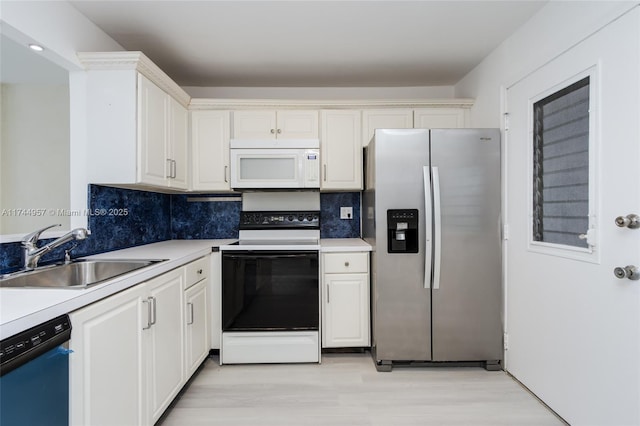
387, 209, 419, 253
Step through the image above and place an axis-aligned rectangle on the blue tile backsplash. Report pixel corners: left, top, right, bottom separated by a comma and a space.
171, 194, 241, 239
1, 186, 361, 273
320, 192, 361, 239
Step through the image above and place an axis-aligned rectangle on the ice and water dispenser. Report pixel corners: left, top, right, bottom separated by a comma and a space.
387, 209, 418, 253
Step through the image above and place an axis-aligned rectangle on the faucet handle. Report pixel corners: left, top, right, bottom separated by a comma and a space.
64, 243, 78, 263
22, 224, 62, 246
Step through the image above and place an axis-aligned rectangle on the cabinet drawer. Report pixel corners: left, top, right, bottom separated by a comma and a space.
323, 252, 368, 274
185, 256, 209, 289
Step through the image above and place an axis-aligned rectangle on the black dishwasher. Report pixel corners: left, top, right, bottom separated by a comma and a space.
0, 314, 72, 426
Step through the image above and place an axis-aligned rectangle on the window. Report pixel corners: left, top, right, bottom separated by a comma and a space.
532, 77, 590, 248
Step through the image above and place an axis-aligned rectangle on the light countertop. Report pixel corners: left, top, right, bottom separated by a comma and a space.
320, 238, 371, 252
0, 239, 234, 339
1, 238, 370, 339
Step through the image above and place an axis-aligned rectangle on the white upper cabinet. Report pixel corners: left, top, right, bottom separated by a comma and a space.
190, 110, 231, 191
413, 107, 467, 129
168, 97, 189, 189
362, 109, 414, 146
320, 110, 362, 191
80, 52, 191, 190
136, 74, 188, 190
233, 110, 319, 139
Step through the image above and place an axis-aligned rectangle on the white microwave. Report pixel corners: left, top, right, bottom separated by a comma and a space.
230, 139, 320, 189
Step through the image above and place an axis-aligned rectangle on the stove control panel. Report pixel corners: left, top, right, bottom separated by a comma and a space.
239, 211, 320, 229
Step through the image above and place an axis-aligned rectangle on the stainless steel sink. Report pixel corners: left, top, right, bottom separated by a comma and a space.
0, 259, 165, 289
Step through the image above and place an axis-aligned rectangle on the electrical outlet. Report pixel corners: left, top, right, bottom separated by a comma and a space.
340, 207, 353, 220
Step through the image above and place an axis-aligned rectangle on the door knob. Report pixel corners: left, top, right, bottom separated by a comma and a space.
614, 265, 640, 280
615, 214, 640, 229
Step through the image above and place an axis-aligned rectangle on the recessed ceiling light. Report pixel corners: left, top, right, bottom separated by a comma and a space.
28, 44, 44, 52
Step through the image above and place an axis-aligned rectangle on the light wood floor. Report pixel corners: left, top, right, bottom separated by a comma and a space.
160, 353, 564, 426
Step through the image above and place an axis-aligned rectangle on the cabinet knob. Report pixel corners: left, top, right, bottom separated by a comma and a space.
277, 128, 282, 134
270, 129, 276, 134
345, 261, 350, 267
197, 269, 203, 274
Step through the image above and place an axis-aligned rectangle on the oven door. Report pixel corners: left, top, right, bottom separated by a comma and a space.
222, 251, 319, 332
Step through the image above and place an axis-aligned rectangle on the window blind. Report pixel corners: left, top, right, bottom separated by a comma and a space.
533, 77, 590, 248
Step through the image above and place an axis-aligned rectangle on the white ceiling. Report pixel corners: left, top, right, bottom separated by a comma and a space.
69, 1, 547, 88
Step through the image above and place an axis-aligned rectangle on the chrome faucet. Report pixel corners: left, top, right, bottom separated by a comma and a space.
22, 224, 90, 270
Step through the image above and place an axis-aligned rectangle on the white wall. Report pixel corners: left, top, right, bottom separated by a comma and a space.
455, 1, 638, 127
0, 84, 70, 234
184, 85, 455, 100
0, 0, 123, 241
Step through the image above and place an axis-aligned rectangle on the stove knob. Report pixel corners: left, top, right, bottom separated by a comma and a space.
306, 214, 313, 221
298, 215, 304, 222
288, 215, 294, 222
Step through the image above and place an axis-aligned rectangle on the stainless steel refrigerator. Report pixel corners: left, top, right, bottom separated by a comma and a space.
363, 128, 502, 371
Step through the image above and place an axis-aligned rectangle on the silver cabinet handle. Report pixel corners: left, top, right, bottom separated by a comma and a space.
224, 165, 229, 183
615, 214, 640, 229
149, 296, 157, 325
166, 159, 172, 179
326, 284, 330, 304
172, 160, 177, 179
187, 302, 194, 325
197, 269, 203, 275
323, 164, 327, 182
142, 299, 152, 330
166, 159, 177, 179
614, 265, 640, 280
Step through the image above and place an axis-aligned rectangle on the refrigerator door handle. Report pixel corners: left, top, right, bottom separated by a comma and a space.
423, 166, 432, 289
432, 166, 442, 290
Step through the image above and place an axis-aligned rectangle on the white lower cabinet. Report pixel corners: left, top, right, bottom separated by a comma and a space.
69, 257, 212, 426
184, 256, 211, 377
69, 283, 148, 426
322, 251, 370, 348
146, 268, 185, 424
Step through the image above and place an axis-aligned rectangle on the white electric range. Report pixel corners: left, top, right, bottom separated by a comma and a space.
219, 209, 321, 364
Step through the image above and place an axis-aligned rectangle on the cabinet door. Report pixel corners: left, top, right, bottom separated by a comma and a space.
320, 110, 362, 190
69, 285, 147, 426
277, 110, 319, 139
323, 273, 370, 348
138, 74, 169, 186
233, 110, 276, 139
191, 110, 231, 191
362, 109, 413, 146
168, 97, 188, 189
414, 108, 466, 129
146, 268, 185, 424
185, 279, 210, 377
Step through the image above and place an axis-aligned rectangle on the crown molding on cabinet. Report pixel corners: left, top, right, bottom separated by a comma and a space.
188, 98, 475, 110
77, 51, 191, 108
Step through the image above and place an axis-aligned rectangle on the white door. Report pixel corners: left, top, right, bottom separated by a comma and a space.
505, 9, 640, 425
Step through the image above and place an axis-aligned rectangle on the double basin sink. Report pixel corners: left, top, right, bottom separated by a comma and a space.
0, 259, 165, 289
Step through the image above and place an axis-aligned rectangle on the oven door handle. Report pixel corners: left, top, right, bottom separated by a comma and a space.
224, 253, 316, 260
